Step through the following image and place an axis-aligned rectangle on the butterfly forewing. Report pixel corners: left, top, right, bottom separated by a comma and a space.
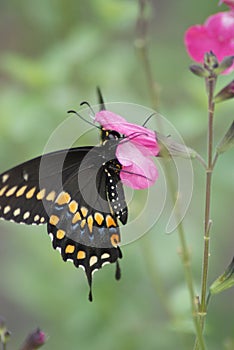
0, 147, 92, 225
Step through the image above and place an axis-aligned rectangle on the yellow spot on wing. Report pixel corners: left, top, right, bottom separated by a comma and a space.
80, 219, 86, 229
56, 191, 71, 205
94, 212, 104, 225
5, 186, 18, 197
0, 185, 8, 197
72, 212, 81, 224
106, 215, 117, 228
46, 191, 56, 201
80, 206, 88, 217
69, 200, 78, 213
110, 233, 119, 247
56, 229, 65, 239
87, 215, 94, 233
16, 185, 27, 197
26, 187, 36, 199
77, 250, 86, 259
37, 189, 46, 200
101, 253, 110, 259
65, 244, 75, 254
49, 214, 59, 226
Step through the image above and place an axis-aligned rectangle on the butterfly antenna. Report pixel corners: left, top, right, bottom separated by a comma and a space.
142, 113, 156, 127
96, 86, 106, 111
67, 109, 101, 129
79, 101, 96, 119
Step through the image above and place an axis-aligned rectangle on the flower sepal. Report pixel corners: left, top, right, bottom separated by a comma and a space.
210, 257, 234, 295
0, 317, 11, 347
216, 120, 234, 154
214, 56, 234, 75
189, 64, 209, 78
156, 133, 197, 159
214, 81, 234, 103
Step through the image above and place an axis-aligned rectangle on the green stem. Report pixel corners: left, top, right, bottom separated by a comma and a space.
135, 2, 206, 348
194, 75, 216, 349
164, 168, 205, 350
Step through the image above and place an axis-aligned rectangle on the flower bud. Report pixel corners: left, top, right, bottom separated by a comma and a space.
204, 51, 219, 72
189, 64, 209, 78
210, 257, 234, 295
214, 56, 234, 75
216, 121, 234, 154
20, 328, 46, 350
214, 80, 234, 103
0, 317, 11, 346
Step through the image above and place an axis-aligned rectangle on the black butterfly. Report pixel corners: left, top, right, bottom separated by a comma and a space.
0, 90, 128, 301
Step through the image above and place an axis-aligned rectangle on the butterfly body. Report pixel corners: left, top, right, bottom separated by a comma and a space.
0, 127, 127, 300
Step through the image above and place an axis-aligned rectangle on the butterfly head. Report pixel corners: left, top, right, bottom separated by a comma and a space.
101, 128, 123, 145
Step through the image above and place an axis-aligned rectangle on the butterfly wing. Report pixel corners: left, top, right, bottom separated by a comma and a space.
0, 147, 92, 224
47, 146, 123, 300
0, 146, 124, 300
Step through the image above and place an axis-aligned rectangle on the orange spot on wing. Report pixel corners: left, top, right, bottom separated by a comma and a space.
16, 185, 27, 197
94, 212, 104, 225
65, 244, 75, 254
106, 215, 117, 228
56, 191, 71, 205
110, 234, 120, 247
56, 229, 65, 239
26, 187, 36, 199
69, 200, 78, 214
37, 189, 46, 200
0, 185, 8, 197
72, 212, 81, 224
49, 215, 59, 226
87, 215, 94, 233
77, 250, 86, 259
80, 206, 88, 217
46, 191, 56, 201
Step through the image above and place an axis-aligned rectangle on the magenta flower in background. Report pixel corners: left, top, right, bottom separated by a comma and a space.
184, 8, 234, 74
95, 110, 159, 189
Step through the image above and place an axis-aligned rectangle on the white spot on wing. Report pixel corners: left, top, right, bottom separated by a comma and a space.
23, 172, 29, 181
23, 211, 30, 220
3, 206, 11, 214
2, 174, 9, 183
89, 256, 98, 266
101, 253, 110, 259
13, 208, 21, 217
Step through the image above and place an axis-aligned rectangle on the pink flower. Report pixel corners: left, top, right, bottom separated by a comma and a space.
95, 110, 159, 189
184, 10, 234, 74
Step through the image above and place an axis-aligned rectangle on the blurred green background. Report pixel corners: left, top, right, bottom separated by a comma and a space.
0, 0, 233, 349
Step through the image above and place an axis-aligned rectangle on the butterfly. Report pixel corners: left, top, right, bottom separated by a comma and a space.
0, 90, 128, 301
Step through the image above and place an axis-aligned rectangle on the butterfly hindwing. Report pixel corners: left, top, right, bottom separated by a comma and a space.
46, 145, 123, 299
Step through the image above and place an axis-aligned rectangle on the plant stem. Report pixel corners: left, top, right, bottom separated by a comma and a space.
135, 1, 205, 348
194, 74, 216, 349
165, 167, 206, 350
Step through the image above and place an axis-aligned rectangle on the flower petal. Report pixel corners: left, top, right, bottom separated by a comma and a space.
184, 11, 234, 74
95, 110, 159, 155
117, 142, 158, 189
